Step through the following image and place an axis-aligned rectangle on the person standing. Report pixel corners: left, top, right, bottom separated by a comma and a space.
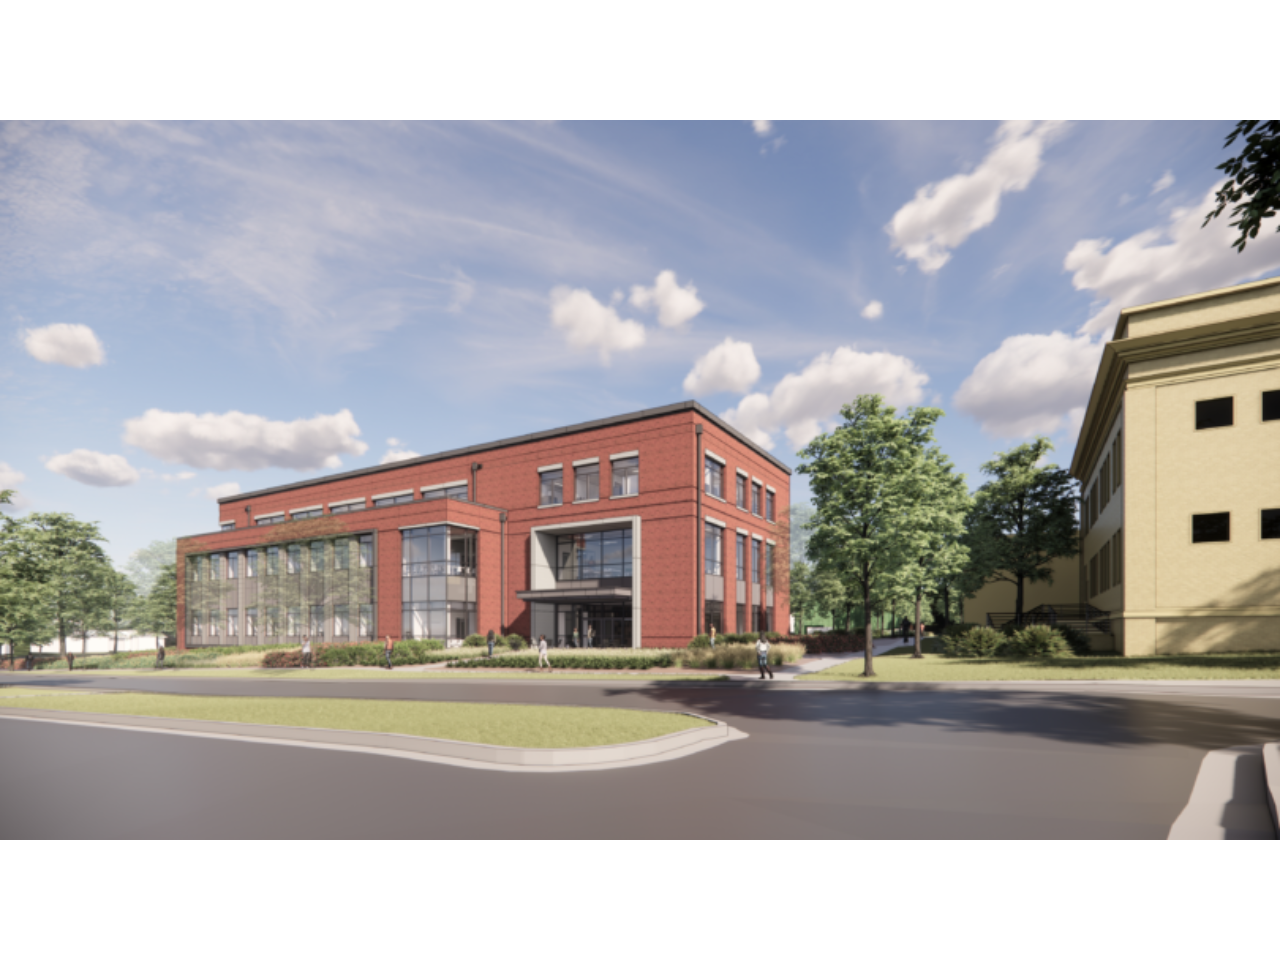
755, 634, 774, 680
155, 639, 166, 669
487, 629, 496, 658
301, 635, 312, 669
66, 652, 74, 672
585, 625, 595, 649
572, 626, 580, 648
537, 634, 551, 670
709, 625, 717, 649
383, 634, 394, 670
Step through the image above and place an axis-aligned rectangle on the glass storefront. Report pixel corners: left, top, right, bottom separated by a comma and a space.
401, 524, 477, 640
549, 602, 632, 648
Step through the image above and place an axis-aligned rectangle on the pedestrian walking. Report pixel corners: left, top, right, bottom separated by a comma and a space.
301, 635, 312, 669
709, 625, 717, 649
155, 639, 166, 669
537, 634, 551, 670
585, 625, 595, 648
572, 627, 580, 648
487, 629, 496, 658
755, 634, 774, 680
383, 634, 394, 670
66, 652, 74, 672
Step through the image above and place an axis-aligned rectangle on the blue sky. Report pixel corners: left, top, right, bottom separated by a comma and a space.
4, 119, 1280, 567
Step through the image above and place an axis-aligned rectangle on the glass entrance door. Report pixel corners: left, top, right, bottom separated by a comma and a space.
553, 603, 632, 647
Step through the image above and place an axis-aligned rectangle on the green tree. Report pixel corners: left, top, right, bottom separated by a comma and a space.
0, 512, 111, 655
798, 395, 952, 678
104, 569, 139, 654
137, 562, 177, 644
959, 438, 1079, 621
124, 538, 177, 595
789, 504, 814, 567
1203, 121, 1280, 252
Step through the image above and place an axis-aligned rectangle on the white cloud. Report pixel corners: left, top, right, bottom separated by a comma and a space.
887, 120, 1069, 273
123, 408, 369, 471
21, 323, 105, 368
953, 331, 1104, 438
549, 286, 646, 364
0, 462, 29, 512
752, 121, 773, 137
683, 338, 762, 396
861, 300, 884, 320
1151, 170, 1176, 195
721, 346, 930, 451
45, 449, 140, 487
203, 482, 241, 500
161, 471, 196, 481
629, 270, 705, 328
387, 438, 401, 447
381, 447, 420, 464
1066, 183, 1280, 336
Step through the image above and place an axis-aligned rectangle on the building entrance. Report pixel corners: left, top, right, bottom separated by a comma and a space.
553, 603, 632, 648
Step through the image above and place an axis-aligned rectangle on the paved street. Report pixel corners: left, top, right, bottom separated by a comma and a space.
4, 673, 1280, 839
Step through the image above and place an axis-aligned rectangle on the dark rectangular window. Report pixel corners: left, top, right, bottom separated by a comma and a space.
766, 543, 775, 588
1264, 390, 1280, 422
1195, 396, 1233, 430
220, 521, 235, 531
574, 463, 599, 502
611, 457, 639, 497
1262, 509, 1280, 540
256, 515, 285, 526
422, 485, 467, 502
291, 508, 323, 520
705, 600, 723, 636
359, 534, 374, 568
266, 546, 279, 576
737, 602, 746, 632
736, 533, 747, 580
704, 523, 723, 575
766, 490, 775, 522
751, 482, 761, 516
329, 501, 366, 514
736, 474, 747, 509
1192, 512, 1230, 543
555, 529, 632, 580
245, 549, 258, 578
751, 539, 760, 584
372, 493, 413, 508
540, 469, 563, 506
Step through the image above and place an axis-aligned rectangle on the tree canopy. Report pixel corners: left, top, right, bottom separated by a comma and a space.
1203, 120, 1280, 252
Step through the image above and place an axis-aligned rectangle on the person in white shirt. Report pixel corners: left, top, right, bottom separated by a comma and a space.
537, 634, 551, 670
755, 635, 774, 680
301, 635, 312, 669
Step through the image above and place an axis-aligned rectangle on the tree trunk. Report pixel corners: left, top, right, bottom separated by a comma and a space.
113, 622, 119, 655
58, 620, 66, 656
862, 576, 875, 678
941, 581, 951, 627
914, 587, 924, 658
1015, 573, 1025, 623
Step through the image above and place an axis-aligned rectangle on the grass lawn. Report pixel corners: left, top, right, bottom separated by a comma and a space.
8, 667, 730, 681
1, 692, 711, 748
799, 650, 1280, 682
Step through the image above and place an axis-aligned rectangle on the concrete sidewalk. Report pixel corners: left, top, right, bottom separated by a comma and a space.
725, 634, 916, 681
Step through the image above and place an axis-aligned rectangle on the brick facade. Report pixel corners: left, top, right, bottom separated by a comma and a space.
176, 402, 790, 649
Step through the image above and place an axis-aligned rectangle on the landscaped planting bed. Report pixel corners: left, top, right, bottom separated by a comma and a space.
452, 651, 677, 670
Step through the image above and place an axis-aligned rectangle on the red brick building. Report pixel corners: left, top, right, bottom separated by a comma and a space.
175, 402, 791, 650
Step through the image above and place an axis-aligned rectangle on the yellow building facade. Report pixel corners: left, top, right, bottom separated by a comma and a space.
1071, 277, 1280, 655
961, 555, 1081, 633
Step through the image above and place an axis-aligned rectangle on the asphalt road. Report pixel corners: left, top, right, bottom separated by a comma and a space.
4, 673, 1280, 839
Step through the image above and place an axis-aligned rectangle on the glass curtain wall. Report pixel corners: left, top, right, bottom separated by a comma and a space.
401, 525, 477, 641
185, 534, 375, 646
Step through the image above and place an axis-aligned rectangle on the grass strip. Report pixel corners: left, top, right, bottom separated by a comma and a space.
2, 692, 711, 748
798, 651, 1280, 682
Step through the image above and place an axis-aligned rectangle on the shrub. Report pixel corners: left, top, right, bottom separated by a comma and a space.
451, 652, 674, 670
1057, 625, 1092, 657
676, 641, 806, 670
793, 632, 867, 655
1005, 625, 1074, 659
505, 634, 527, 650
463, 634, 489, 647
689, 634, 711, 649
938, 626, 1007, 659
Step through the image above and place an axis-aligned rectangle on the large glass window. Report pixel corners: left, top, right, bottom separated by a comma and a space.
359, 534, 374, 568
227, 608, 239, 638
208, 610, 219, 638
704, 458, 723, 498
736, 533, 747, 580
310, 605, 324, 637
705, 600, 723, 636
611, 457, 639, 497
540, 469, 563, 506
1192, 512, 1230, 543
766, 490, 775, 522
310, 541, 325, 573
227, 552, 239, 579
192, 610, 203, 638
751, 539, 760, 583
359, 603, 373, 637
751, 482, 761, 516
334, 604, 350, 638
246, 549, 258, 578
287, 607, 300, 637
556, 529, 633, 580
766, 543, 775, 588
267, 546, 279, 576
1195, 397, 1233, 430
737, 603, 746, 633
334, 539, 350, 571
210, 554, 222, 580
266, 607, 278, 638
575, 463, 599, 502
287, 544, 301, 574
246, 607, 257, 638
402, 525, 477, 641
704, 523, 723, 575
736, 474, 747, 509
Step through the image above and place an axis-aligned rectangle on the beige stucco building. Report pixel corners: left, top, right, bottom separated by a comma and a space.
1070, 276, 1280, 655
961, 555, 1080, 632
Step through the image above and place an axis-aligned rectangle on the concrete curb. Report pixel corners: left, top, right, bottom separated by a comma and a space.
0, 706, 745, 773
1264, 743, 1280, 836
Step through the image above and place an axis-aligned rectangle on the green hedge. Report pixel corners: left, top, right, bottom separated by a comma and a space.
450, 652, 675, 670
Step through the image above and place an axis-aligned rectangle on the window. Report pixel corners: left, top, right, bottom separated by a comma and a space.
1115, 430, 1123, 489
1264, 390, 1280, 423
540, 469, 563, 506
736, 533, 747, 580
227, 552, 239, 579
575, 463, 599, 502
766, 490, 775, 522
246, 549, 258, 578
704, 457, 723, 499
246, 607, 257, 638
766, 543, 775, 588
310, 541, 325, 573
267, 546, 279, 576
1112, 431, 1123, 493
1091, 482, 1099, 528
287, 544, 301, 574
291, 508, 323, 520
208, 610, 219, 638
329, 501, 366, 514
210, 554, 222, 580
1196, 396, 1233, 430
227, 608, 239, 638
705, 600, 723, 636
192, 610, 202, 638
287, 607, 300, 637
736, 474, 747, 509
334, 539, 350, 571
1112, 529, 1123, 586
556, 529, 633, 580
310, 604, 324, 637
751, 482, 761, 516
1100, 542, 1110, 593
334, 604, 350, 638
422, 484, 468, 502
373, 493, 413, 508
1089, 554, 1098, 598
737, 602, 746, 632
266, 607, 278, 638
1100, 455, 1110, 511
220, 521, 235, 531
359, 603, 373, 638
751, 539, 760, 584
705, 523, 723, 576
752, 607, 760, 632
1192, 512, 1230, 543
359, 534, 374, 568
256, 515, 285, 526
1262, 509, 1280, 540
611, 457, 639, 497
